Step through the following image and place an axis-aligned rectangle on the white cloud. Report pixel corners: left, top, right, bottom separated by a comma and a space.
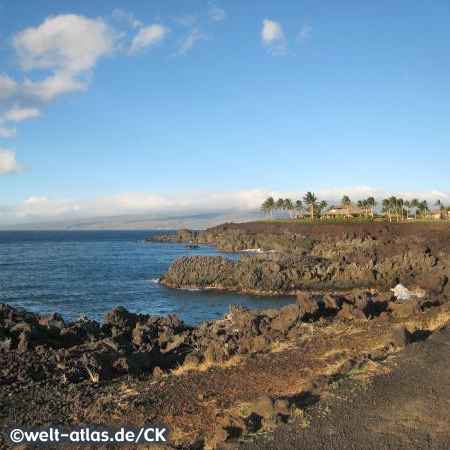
173, 3, 223, 56
0, 72, 86, 108
1, 187, 450, 225
0, 149, 28, 175
297, 24, 312, 42
131, 24, 169, 53
0, 74, 20, 105
177, 28, 209, 55
23, 73, 87, 103
208, 3, 226, 22
0, 14, 116, 126
262, 19, 284, 42
315, 186, 450, 203
13, 14, 116, 73
1, 106, 42, 122
0, 125, 18, 137
261, 19, 286, 55
430, 190, 450, 200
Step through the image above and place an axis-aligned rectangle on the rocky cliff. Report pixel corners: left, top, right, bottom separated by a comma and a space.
158, 223, 450, 296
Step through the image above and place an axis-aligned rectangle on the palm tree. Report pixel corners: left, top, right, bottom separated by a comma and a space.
435, 200, 445, 218
283, 198, 295, 218
276, 198, 284, 216
295, 199, 304, 215
303, 192, 318, 219
382, 198, 392, 222
396, 198, 404, 221
341, 195, 352, 218
260, 200, 267, 217
261, 197, 275, 219
410, 198, 419, 219
415, 201, 423, 218
357, 200, 365, 218
421, 200, 430, 219
357, 199, 369, 218
416, 200, 429, 219
381, 198, 388, 221
366, 197, 377, 218
404, 200, 411, 220
317, 200, 328, 218
362, 199, 370, 218
388, 196, 398, 221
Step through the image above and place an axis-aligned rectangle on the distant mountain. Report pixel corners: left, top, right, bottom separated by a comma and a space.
0, 209, 262, 230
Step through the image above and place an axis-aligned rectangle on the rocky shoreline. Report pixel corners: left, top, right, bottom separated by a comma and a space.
1, 285, 427, 387
1, 282, 447, 448
155, 222, 450, 297
2, 221, 450, 449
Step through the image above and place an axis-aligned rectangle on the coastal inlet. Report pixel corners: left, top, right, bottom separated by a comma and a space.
0, 230, 293, 324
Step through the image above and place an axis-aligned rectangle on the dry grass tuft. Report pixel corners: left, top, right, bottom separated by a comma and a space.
319, 357, 350, 377
348, 359, 392, 384
169, 426, 199, 447
224, 401, 254, 418
85, 366, 100, 383
406, 309, 450, 333
171, 354, 244, 376
317, 348, 349, 361
320, 320, 364, 336
290, 406, 311, 428
120, 384, 139, 397
269, 340, 298, 353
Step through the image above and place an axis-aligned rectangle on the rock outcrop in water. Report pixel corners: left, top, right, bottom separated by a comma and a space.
159, 223, 450, 296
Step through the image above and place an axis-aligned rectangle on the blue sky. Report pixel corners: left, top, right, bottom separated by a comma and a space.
0, 0, 449, 224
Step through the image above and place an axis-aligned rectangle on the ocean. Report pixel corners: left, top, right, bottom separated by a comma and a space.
0, 230, 293, 324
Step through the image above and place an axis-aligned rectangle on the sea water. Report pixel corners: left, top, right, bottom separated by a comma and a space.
0, 230, 293, 324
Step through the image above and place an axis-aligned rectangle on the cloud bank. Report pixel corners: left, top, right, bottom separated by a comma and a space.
1, 187, 449, 226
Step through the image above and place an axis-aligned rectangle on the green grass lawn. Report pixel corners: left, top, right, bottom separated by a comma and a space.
260, 218, 450, 224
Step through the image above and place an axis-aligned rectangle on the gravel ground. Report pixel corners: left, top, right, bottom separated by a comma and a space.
236, 326, 450, 450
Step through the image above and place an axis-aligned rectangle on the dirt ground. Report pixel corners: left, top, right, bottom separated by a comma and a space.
2, 301, 450, 449
74, 303, 450, 449
236, 325, 450, 450
209, 221, 450, 244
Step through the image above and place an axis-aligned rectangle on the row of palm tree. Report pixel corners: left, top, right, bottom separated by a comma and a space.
355, 197, 377, 217
261, 193, 448, 221
261, 192, 326, 219
261, 197, 300, 219
381, 197, 447, 221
